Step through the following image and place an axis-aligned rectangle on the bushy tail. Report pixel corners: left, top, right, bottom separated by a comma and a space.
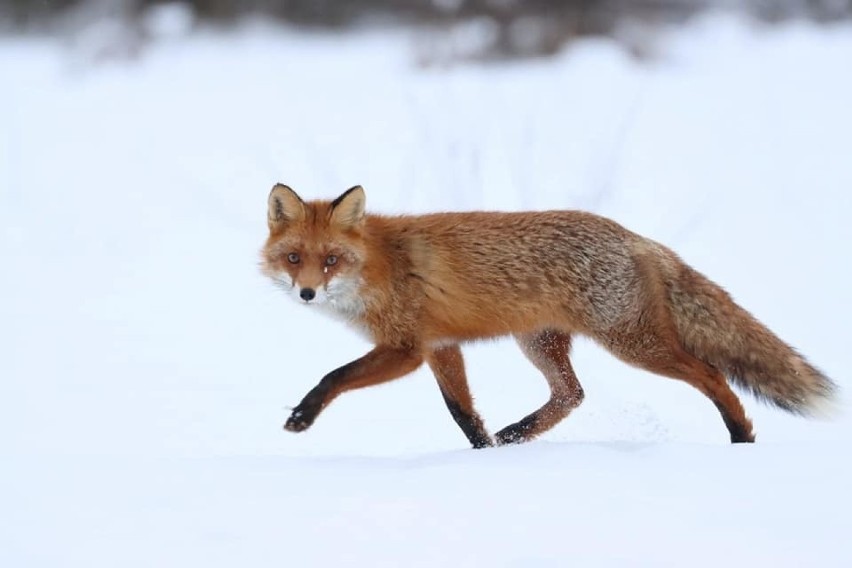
666, 263, 837, 415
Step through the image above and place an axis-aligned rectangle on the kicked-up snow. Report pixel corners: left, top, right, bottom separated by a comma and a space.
1, 14, 850, 567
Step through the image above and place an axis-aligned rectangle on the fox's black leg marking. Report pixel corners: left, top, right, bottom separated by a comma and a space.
714, 401, 756, 443
440, 389, 492, 449
284, 346, 424, 433
494, 415, 538, 445
427, 344, 493, 449
285, 383, 330, 432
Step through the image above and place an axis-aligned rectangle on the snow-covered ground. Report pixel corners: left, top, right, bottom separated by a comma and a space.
2, 14, 851, 567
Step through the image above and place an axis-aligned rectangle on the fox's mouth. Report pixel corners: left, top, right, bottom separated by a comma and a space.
271, 274, 363, 317
297, 290, 328, 305
280, 280, 330, 306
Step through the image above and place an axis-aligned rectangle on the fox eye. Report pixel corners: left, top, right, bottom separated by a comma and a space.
287, 252, 300, 264
325, 255, 338, 267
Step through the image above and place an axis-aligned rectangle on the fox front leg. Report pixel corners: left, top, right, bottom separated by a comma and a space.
426, 344, 492, 448
284, 345, 424, 432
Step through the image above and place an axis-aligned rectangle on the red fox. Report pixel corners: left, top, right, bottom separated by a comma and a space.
261, 184, 836, 447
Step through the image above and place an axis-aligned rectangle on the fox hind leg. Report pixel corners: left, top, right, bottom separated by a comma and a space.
656, 352, 756, 443
602, 326, 755, 443
427, 344, 493, 448
495, 330, 584, 445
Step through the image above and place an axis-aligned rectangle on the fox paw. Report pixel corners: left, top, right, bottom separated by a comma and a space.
284, 407, 314, 432
494, 419, 535, 445
495, 429, 525, 445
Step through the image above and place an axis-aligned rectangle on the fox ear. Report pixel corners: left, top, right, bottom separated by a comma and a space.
268, 184, 306, 232
330, 185, 366, 228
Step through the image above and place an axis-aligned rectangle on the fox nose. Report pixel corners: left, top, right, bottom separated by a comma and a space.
300, 288, 316, 302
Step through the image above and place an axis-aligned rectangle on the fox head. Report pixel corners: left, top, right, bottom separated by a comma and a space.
261, 184, 367, 318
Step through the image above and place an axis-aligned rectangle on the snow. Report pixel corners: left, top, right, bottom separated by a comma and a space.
5, 443, 846, 566
2, 14, 851, 567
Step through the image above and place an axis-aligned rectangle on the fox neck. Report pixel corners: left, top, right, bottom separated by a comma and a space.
322, 276, 366, 321
302, 275, 372, 340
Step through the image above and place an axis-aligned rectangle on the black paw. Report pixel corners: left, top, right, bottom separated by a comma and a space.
494, 416, 536, 445
494, 428, 525, 446
284, 406, 315, 432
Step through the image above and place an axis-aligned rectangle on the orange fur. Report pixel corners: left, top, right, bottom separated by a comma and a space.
261, 184, 836, 447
